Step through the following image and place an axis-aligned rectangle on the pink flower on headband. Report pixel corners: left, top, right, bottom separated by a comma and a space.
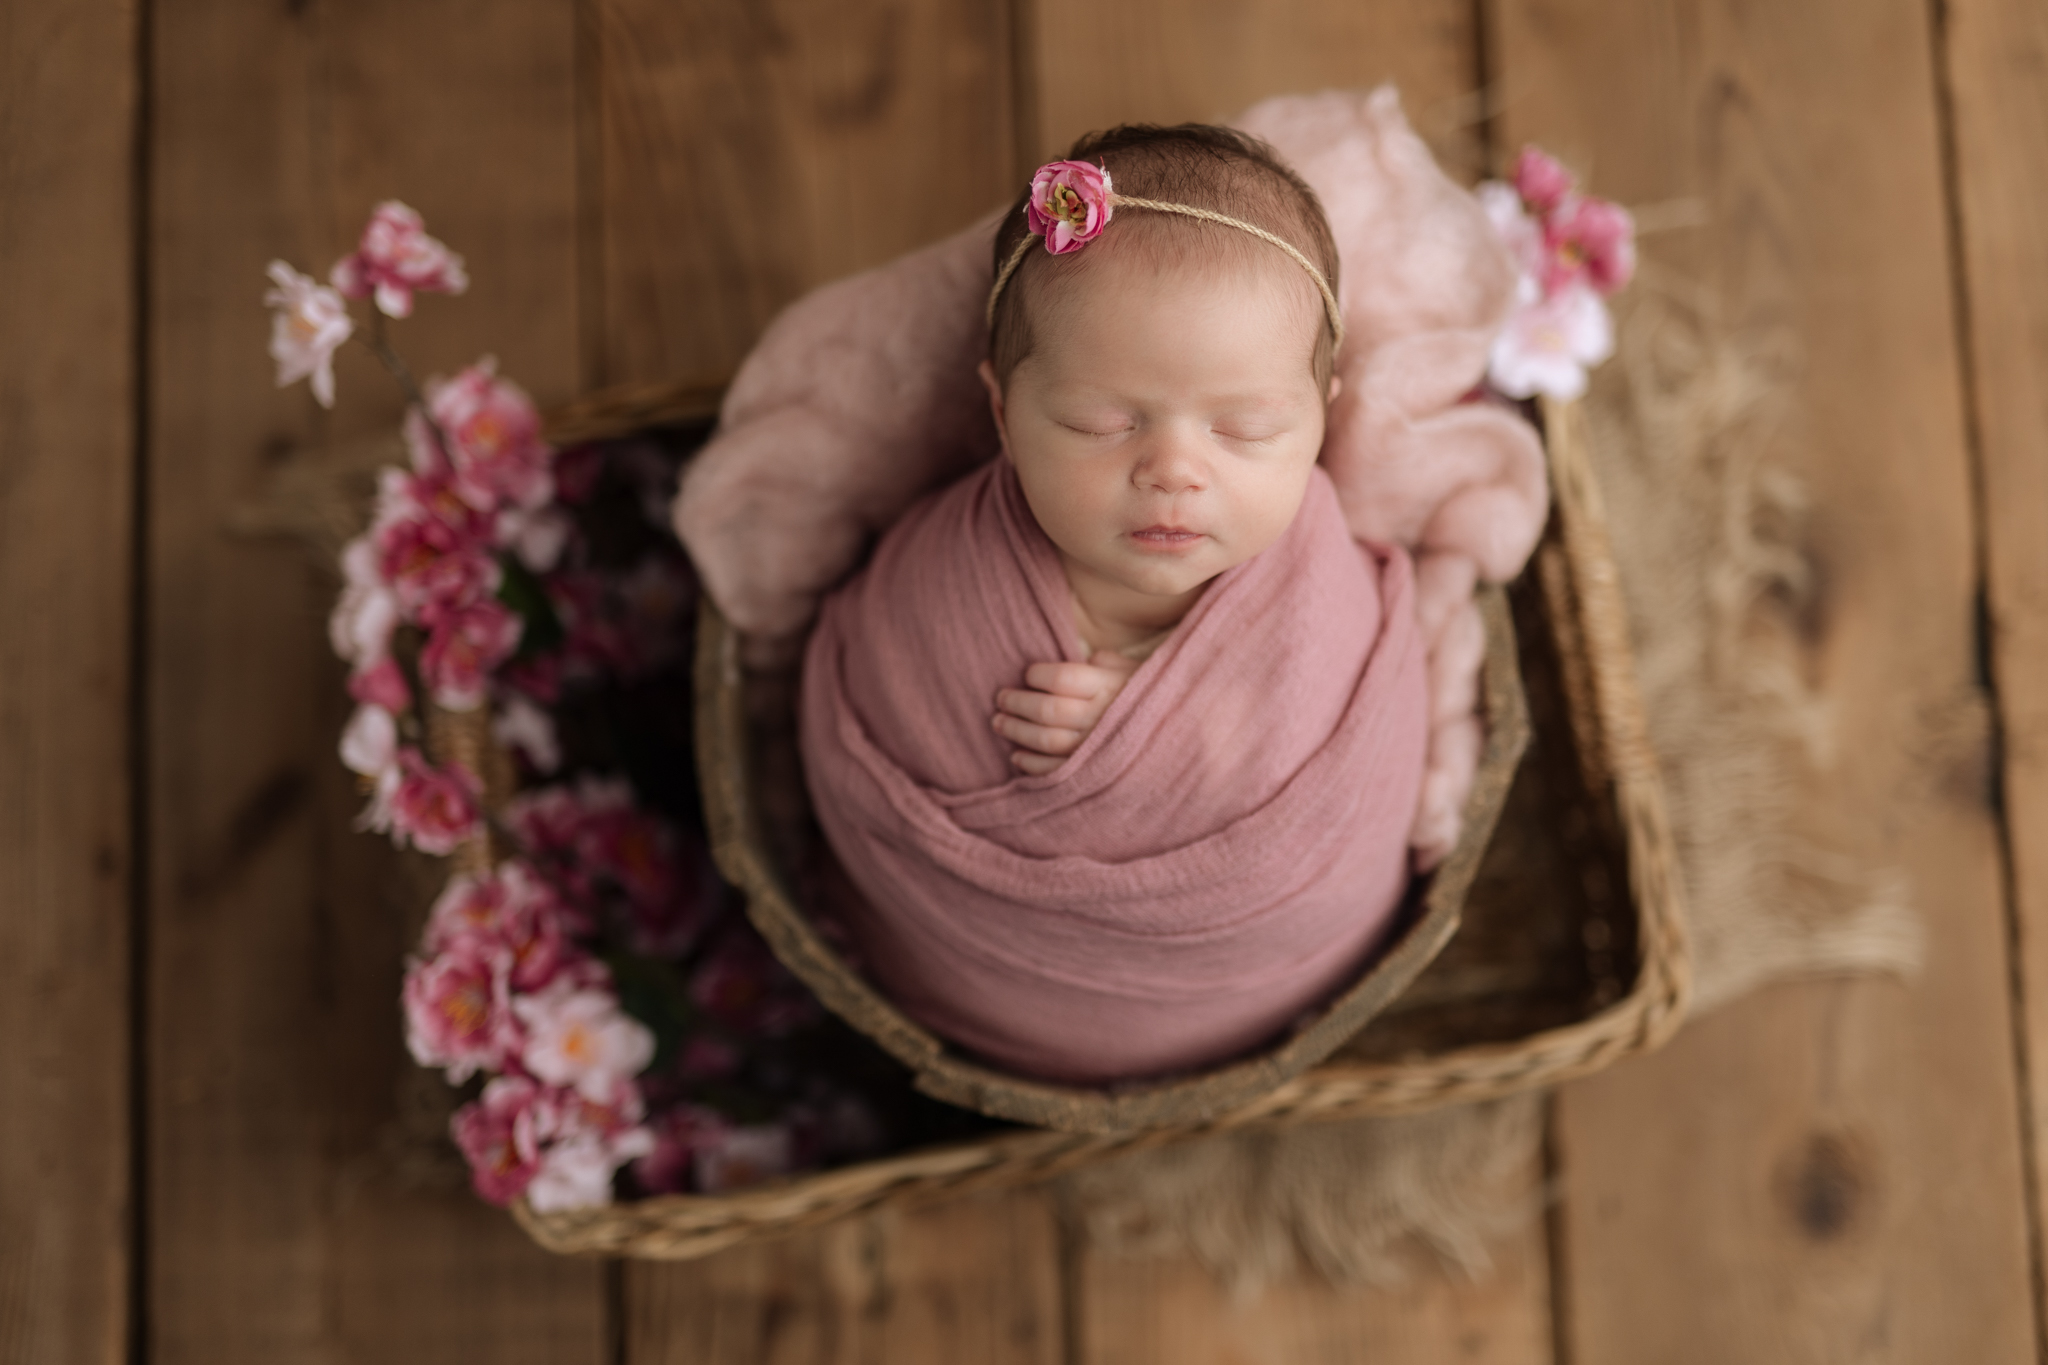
1026, 160, 1113, 254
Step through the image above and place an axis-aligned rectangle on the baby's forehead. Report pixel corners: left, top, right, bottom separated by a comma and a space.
1034, 231, 1324, 333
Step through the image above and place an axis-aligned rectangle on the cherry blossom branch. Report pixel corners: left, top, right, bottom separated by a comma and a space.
358, 310, 458, 460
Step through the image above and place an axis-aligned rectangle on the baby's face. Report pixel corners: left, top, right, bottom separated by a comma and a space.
983, 254, 1331, 616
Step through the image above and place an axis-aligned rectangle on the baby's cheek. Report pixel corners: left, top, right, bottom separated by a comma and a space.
1230, 473, 1316, 562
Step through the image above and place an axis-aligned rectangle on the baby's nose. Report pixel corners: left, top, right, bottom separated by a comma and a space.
1131, 431, 1209, 493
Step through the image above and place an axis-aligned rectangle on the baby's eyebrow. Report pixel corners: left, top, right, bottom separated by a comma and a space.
1200, 391, 1308, 412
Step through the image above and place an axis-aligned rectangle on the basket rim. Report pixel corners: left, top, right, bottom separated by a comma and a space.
695, 581, 1529, 1132
505, 383, 1690, 1258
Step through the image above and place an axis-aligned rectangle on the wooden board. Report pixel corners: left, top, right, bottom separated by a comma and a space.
0, 0, 138, 1361
146, 0, 603, 1359
1021, 5, 1559, 1359
1070, 1135, 1552, 1365
1490, 0, 2040, 1358
597, 1, 1075, 1356
591, 0, 1019, 388
1023, 0, 1486, 178
1941, 0, 2048, 1300
625, 1190, 1066, 1364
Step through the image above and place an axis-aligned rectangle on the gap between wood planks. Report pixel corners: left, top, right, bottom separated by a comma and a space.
129, 0, 157, 1358
1927, 0, 2048, 1355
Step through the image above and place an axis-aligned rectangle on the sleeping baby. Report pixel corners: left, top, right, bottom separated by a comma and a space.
798, 125, 1432, 1084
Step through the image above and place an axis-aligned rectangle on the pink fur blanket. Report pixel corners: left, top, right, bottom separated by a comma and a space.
676, 89, 1547, 867
800, 460, 1428, 1084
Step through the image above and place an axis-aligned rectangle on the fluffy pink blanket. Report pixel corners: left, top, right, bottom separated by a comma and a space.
677, 89, 1547, 867
800, 459, 1428, 1084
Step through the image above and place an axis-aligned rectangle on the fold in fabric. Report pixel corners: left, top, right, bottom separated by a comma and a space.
800, 459, 1429, 1084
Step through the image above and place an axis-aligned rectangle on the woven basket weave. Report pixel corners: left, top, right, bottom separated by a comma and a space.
695, 582, 1527, 1132
499, 386, 1689, 1259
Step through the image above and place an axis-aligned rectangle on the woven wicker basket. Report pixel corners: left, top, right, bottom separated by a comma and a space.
504, 387, 1688, 1259
695, 578, 1527, 1133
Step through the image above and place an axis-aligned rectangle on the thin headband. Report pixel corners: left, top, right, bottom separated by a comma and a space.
986, 159, 1345, 353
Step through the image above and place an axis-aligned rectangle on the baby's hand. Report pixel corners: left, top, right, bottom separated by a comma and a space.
993, 651, 1141, 775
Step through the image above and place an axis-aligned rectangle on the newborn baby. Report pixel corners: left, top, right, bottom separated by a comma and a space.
800, 125, 1430, 1084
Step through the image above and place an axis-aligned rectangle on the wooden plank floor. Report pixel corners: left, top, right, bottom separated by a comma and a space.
4, 0, 2046, 1360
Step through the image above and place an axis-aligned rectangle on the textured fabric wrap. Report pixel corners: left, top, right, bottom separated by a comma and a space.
799, 459, 1429, 1084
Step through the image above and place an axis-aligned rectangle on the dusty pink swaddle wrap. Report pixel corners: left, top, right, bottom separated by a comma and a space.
800, 460, 1429, 1084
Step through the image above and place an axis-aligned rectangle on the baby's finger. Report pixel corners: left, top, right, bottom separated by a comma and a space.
1022, 660, 1118, 698
995, 688, 1094, 730
1010, 750, 1065, 776
991, 712, 1084, 756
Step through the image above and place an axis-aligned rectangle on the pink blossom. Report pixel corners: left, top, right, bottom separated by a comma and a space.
503, 778, 706, 948
579, 801, 680, 913
513, 978, 656, 1102
495, 504, 573, 573
504, 781, 599, 860
425, 359, 554, 513
339, 703, 398, 778
424, 862, 575, 991
1542, 195, 1636, 296
347, 655, 411, 713
451, 1074, 545, 1205
1026, 159, 1114, 254
527, 1126, 655, 1212
631, 1104, 729, 1195
403, 939, 519, 1081
551, 444, 606, 503
329, 201, 469, 319
1487, 282, 1614, 401
492, 693, 561, 774
618, 555, 694, 639
548, 571, 639, 679
419, 597, 522, 711
677, 1035, 741, 1082
689, 931, 818, 1037
526, 1133, 622, 1211
354, 764, 403, 836
379, 748, 484, 855
402, 405, 452, 479
522, 1080, 655, 1212
692, 1124, 795, 1194
454, 1076, 653, 1212
1511, 146, 1575, 214
265, 261, 354, 409
330, 537, 401, 665
503, 652, 563, 705
371, 472, 500, 621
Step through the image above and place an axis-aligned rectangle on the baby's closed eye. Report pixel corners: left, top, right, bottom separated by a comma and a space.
1211, 418, 1291, 444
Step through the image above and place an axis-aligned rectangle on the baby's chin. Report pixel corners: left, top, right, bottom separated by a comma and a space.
1095, 548, 1233, 600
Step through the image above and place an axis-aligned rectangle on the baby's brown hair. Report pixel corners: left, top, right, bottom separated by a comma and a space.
988, 123, 1341, 389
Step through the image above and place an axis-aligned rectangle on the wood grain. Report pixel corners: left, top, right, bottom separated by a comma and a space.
1491, 0, 2039, 1358
1941, 0, 2048, 1301
592, 0, 1018, 387
1070, 1140, 1552, 1365
625, 1190, 1066, 1364
147, 0, 602, 1359
0, 0, 138, 1361
1024, 0, 1483, 178
1024, 5, 1558, 1359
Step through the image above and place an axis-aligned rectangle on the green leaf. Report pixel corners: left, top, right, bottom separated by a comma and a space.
496, 555, 565, 658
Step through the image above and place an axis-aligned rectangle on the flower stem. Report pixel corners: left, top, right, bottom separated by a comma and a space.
357, 310, 457, 460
